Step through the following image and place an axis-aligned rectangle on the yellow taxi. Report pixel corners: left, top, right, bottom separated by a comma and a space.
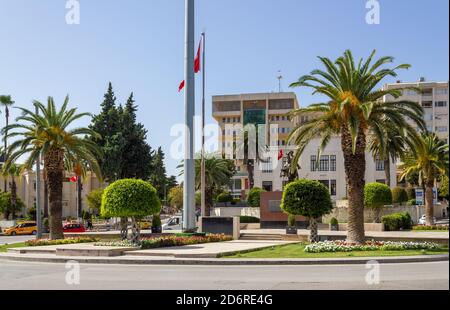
139, 219, 152, 230
3, 221, 38, 236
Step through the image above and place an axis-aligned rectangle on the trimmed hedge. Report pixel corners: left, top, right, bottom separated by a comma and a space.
101, 179, 161, 218
391, 187, 408, 204
247, 187, 266, 208
382, 212, 412, 231
281, 179, 333, 218
239, 216, 260, 224
413, 225, 449, 231
25, 237, 99, 247
364, 182, 392, 209
216, 192, 233, 203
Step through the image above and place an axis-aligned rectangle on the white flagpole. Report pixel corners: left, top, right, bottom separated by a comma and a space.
200, 32, 206, 218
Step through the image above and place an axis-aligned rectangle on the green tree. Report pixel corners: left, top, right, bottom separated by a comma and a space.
0, 191, 25, 219
86, 189, 104, 211
391, 187, 408, 204
150, 147, 168, 201
3, 97, 102, 240
0, 95, 15, 192
364, 182, 392, 223
1, 163, 21, 219
400, 132, 449, 225
168, 186, 183, 210
101, 179, 161, 243
247, 187, 265, 208
281, 180, 333, 242
439, 176, 449, 200
288, 50, 424, 243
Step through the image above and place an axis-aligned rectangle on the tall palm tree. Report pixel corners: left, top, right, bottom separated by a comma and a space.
288, 50, 425, 243
2, 96, 102, 239
400, 132, 449, 226
0, 95, 15, 192
368, 122, 417, 187
1, 163, 21, 219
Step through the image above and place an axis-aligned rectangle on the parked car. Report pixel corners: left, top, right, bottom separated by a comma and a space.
3, 221, 37, 236
63, 223, 86, 233
162, 216, 182, 231
418, 215, 437, 225
139, 220, 152, 230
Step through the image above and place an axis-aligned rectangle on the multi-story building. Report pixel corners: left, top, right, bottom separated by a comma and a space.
212, 92, 397, 201
0, 171, 101, 219
382, 79, 449, 143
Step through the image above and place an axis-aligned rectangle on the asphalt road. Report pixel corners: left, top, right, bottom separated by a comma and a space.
0, 260, 447, 290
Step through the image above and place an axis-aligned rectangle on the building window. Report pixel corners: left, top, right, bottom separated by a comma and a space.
406, 90, 417, 96
33, 181, 37, 191
436, 126, 448, 133
222, 118, 226, 123
376, 179, 386, 185
376, 158, 385, 171
436, 88, 448, 95
330, 155, 336, 172
262, 181, 273, 192
422, 101, 433, 108
330, 180, 337, 196
319, 155, 330, 172
435, 101, 448, 107
261, 159, 273, 174
311, 155, 317, 172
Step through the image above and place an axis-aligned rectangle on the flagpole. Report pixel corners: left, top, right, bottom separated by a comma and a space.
200, 32, 206, 218
35, 104, 42, 239
183, 0, 196, 232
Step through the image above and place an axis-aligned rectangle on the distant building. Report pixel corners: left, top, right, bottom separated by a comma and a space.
212, 92, 397, 201
382, 79, 449, 143
0, 171, 102, 219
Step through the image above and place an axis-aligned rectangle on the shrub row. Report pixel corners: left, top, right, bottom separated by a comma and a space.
413, 226, 449, 231
304, 240, 440, 253
382, 212, 412, 231
240, 216, 260, 224
25, 237, 99, 247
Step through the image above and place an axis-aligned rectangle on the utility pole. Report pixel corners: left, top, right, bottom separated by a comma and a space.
183, 0, 196, 232
200, 32, 206, 218
35, 104, 42, 239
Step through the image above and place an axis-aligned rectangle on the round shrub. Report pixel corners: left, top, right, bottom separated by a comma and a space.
391, 187, 408, 204
364, 182, 392, 209
330, 218, 339, 226
281, 180, 333, 218
101, 179, 161, 218
382, 212, 412, 231
216, 192, 233, 204
405, 187, 416, 200
407, 199, 417, 206
247, 187, 266, 208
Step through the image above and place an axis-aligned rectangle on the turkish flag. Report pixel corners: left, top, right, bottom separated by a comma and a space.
278, 149, 284, 161
194, 38, 202, 73
178, 80, 185, 92
70, 176, 78, 183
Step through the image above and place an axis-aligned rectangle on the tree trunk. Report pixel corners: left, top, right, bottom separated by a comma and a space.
44, 148, 65, 240
425, 177, 435, 226
130, 217, 141, 245
44, 179, 49, 218
247, 159, 255, 189
341, 125, 366, 244
120, 217, 128, 240
205, 187, 214, 216
10, 177, 17, 220
384, 158, 391, 188
309, 218, 319, 243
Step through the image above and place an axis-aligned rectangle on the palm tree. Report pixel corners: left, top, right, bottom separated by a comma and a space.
1, 163, 21, 219
178, 154, 235, 215
288, 50, 424, 243
400, 132, 449, 226
2, 96, 102, 239
368, 122, 417, 187
0, 95, 15, 192
194, 155, 235, 214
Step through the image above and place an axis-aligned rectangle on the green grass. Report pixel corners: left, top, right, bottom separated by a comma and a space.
0, 242, 27, 253
225, 243, 449, 259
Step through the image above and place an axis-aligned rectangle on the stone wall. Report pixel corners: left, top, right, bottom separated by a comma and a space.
323, 200, 449, 224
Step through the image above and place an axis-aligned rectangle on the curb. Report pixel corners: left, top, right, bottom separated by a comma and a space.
0, 253, 448, 266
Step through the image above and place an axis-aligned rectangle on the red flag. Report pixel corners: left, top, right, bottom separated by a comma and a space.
178, 80, 185, 92
70, 176, 78, 183
278, 149, 284, 161
194, 38, 202, 73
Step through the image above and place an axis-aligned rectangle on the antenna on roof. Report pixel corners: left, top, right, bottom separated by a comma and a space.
277, 70, 283, 93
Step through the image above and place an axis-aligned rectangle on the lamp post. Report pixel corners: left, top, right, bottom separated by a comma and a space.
35, 104, 42, 239
182, 0, 196, 232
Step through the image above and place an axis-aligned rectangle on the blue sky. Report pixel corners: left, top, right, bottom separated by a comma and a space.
0, 0, 448, 177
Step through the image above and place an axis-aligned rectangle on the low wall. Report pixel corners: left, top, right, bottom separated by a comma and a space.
323, 200, 448, 224
211, 207, 260, 218
0, 220, 16, 230
338, 223, 385, 232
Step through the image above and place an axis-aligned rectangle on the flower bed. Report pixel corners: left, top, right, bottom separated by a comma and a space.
304, 240, 441, 253
25, 237, 99, 247
95, 234, 233, 249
